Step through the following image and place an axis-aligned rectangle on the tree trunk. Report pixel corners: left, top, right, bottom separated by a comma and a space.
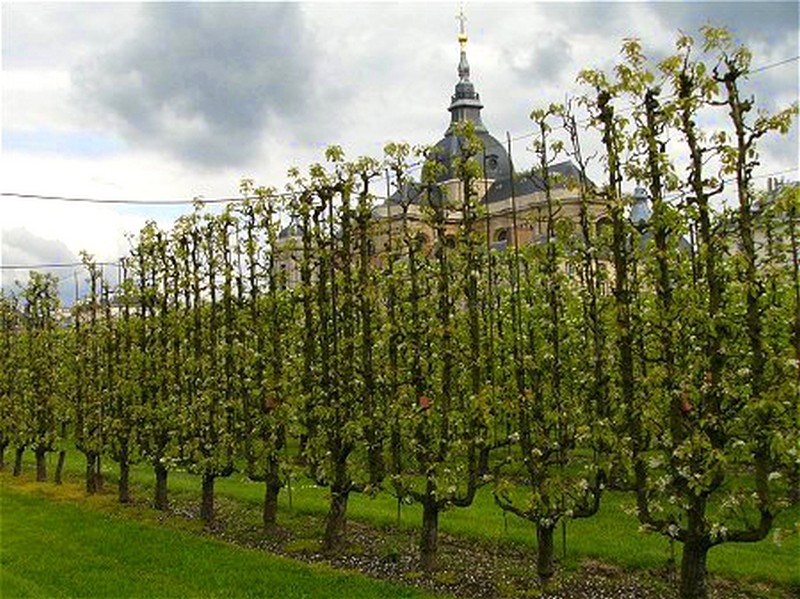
537, 522, 556, 582
94, 454, 104, 491
54, 449, 66, 485
0, 441, 7, 469
200, 473, 215, 524
35, 448, 47, 482
154, 462, 169, 510
368, 436, 385, 487
788, 462, 799, 506
680, 537, 710, 599
419, 500, 440, 572
85, 452, 98, 494
12, 446, 24, 476
118, 459, 131, 504
263, 456, 282, 531
323, 484, 350, 552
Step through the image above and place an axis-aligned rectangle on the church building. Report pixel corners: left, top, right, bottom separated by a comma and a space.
277, 11, 621, 282
370, 10, 609, 253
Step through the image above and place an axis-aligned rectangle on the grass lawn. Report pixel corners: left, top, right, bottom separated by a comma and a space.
140, 464, 800, 587
9, 448, 800, 590
0, 485, 438, 599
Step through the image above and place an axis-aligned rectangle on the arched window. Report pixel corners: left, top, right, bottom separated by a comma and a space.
495, 228, 509, 243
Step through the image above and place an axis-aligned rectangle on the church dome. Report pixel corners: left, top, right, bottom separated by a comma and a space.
431, 129, 511, 183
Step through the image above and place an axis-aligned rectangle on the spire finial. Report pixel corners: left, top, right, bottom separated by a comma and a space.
456, 4, 468, 49
456, 4, 470, 82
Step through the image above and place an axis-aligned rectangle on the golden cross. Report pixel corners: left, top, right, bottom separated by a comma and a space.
456, 4, 468, 47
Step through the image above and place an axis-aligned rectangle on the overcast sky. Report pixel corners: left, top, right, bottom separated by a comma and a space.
2, 1, 798, 301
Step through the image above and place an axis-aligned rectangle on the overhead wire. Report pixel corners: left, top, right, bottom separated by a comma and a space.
662, 167, 798, 204
4, 55, 795, 206
2, 56, 796, 273
750, 55, 799, 74
0, 191, 292, 206
4, 167, 796, 273
1, 163, 426, 206
0, 262, 120, 271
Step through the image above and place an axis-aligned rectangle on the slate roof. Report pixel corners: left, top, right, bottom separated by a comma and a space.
430, 129, 511, 184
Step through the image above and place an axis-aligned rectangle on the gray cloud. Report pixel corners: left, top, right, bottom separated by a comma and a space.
758, 125, 799, 172
2, 3, 140, 70
533, 2, 798, 43
74, 3, 316, 168
3, 227, 76, 267
4, 2, 795, 185
548, 2, 632, 33
499, 3, 797, 117
507, 35, 574, 85
649, 2, 798, 44
2, 227, 80, 303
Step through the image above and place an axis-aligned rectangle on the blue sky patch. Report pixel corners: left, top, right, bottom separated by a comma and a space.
3, 129, 124, 157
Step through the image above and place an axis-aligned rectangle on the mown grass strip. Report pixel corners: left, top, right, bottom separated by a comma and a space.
0, 486, 437, 599
168, 469, 800, 587
12, 448, 800, 587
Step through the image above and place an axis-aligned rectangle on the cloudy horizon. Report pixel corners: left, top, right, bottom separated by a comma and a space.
2, 1, 798, 302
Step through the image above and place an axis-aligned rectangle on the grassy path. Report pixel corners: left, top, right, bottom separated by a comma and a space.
0, 486, 436, 599
122, 464, 800, 586
6, 449, 800, 590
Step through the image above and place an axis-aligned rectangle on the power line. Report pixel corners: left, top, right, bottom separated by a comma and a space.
4, 168, 795, 273
0, 190, 406, 206
3, 161, 427, 206
9, 160, 795, 209
663, 168, 797, 203
751, 55, 800, 74
3, 158, 795, 214
2, 55, 795, 207
0, 262, 120, 271
0, 192, 286, 206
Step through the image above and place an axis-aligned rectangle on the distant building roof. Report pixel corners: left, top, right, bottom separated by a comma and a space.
483, 161, 588, 204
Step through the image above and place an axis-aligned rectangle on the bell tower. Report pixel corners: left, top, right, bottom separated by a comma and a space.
447, 6, 486, 133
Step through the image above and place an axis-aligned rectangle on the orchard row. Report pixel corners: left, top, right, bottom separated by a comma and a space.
1, 28, 797, 599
